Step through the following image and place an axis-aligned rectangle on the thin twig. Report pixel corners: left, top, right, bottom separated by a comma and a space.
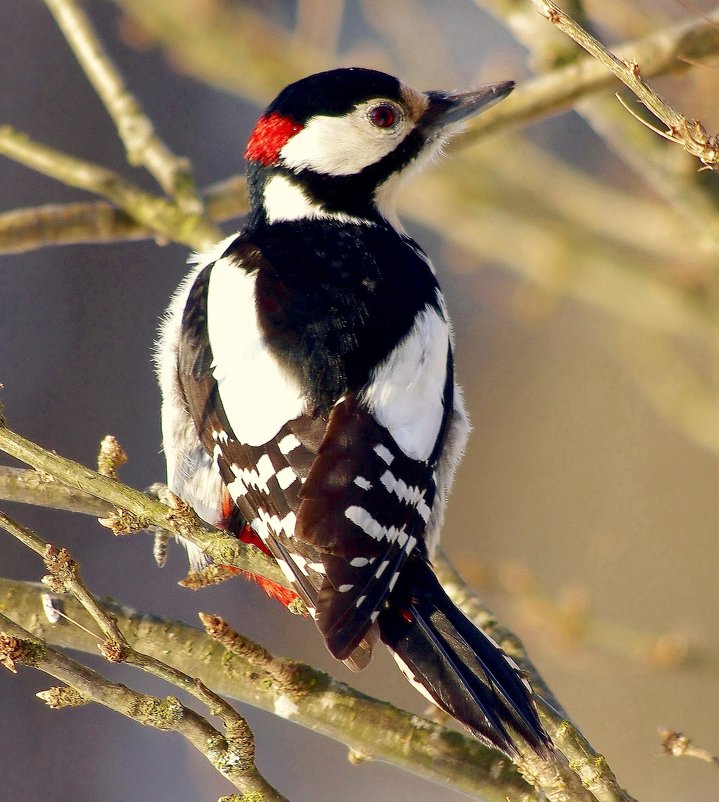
0, 126, 217, 250
44, 0, 211, 217
0, 423, 288, 588
465, 4, 719, 142
0, 613, 287, 800
0, 577, 539, 801
660, 729, 719, 767
0, 176, 248, 255
531, 0, 719, 167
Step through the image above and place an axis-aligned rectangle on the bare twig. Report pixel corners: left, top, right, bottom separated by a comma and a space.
531, 0, 719, 167
0, 176, 248, 255
0, 614, 287, 800
44, 0, 212, 218
0, 126, 216, 250
466, 4, 719, 142
660, 729, 719, 767
0, 507, 287, 799
1, 577, 539, 801
0, 423, 288, 587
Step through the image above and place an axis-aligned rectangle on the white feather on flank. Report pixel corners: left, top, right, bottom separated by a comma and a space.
207, 256, 305, 446
156, 242, 242, 569
361, 296, 449, 461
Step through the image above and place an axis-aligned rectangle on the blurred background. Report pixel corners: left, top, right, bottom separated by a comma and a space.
1, 1, 718, 800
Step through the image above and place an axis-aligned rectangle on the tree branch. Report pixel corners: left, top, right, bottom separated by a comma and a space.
531, 0, 719, 167
0, 577, 539, 802
0, 416, 636, 800
0, 613, 287, 801
465, 3, 719, 143
43, 0, 211, 218
0, 126, 216, 250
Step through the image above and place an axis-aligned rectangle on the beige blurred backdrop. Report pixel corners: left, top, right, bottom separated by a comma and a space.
1, 2, 718, 801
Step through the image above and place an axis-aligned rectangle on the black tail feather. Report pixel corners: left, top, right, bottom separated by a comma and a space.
379, 556, 551, 757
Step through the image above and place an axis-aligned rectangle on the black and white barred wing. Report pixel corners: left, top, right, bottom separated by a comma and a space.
175, 259, 327, 608
295, 396, 436, 661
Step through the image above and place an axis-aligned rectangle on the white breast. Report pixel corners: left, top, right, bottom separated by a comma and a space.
207, 257, 305, 446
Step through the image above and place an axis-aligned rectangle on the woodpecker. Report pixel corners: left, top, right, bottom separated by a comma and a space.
157, 67, 550, 757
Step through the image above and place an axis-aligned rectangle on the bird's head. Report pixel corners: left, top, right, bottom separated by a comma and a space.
244, 67, 513, 227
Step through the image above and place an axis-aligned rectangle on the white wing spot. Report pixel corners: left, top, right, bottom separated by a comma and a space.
355, 595, 367, 608
278, 433, 301, 454
354, 476, 372, 491
373, 444, 394, 465
350, 556, 369, 567
379, 469, 431, 522
345, 506, 406, 543
375, 560, 390, 578
338, 583, 354, 593
276, 558, 296, 583
276, 466, 298, 490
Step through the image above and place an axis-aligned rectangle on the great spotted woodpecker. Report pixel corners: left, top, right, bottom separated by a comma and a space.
157, 68, 550, 757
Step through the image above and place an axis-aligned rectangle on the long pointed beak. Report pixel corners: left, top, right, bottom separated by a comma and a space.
421, 80, 514, 133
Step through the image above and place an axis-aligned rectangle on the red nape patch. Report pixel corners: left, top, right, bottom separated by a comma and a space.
245, 113, 303, 165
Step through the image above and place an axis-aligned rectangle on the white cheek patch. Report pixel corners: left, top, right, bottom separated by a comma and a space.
207, 257, 305, 446
279, 108, 411, 176
361, 299, 449, 461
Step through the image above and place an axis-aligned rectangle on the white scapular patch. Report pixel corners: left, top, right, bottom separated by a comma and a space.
379, 470, 431, 522
362, 299, 449, 461
350, 556, 370, 568
279, 100, 412, 177
344, 506, 407, 544
263, 174, 370, 225
207, 256, 305, 446
338, 583, 354, 593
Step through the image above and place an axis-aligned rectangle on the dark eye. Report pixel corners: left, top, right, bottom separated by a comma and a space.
369, 104, 398, 129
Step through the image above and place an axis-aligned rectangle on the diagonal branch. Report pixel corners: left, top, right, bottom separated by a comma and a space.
531, 0, 719, 167
0, 612, 288, 801
0, 126, 217, 250
43, 0, 210, 217
0, 577, 539, 801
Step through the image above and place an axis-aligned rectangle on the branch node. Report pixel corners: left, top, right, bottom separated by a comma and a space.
100, 639, 128, 663
180, 564, 239, 589
97, 434, 128, 480
36, 685, 89, 708
98, 507, 149, 535
0, 633, 39, 671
